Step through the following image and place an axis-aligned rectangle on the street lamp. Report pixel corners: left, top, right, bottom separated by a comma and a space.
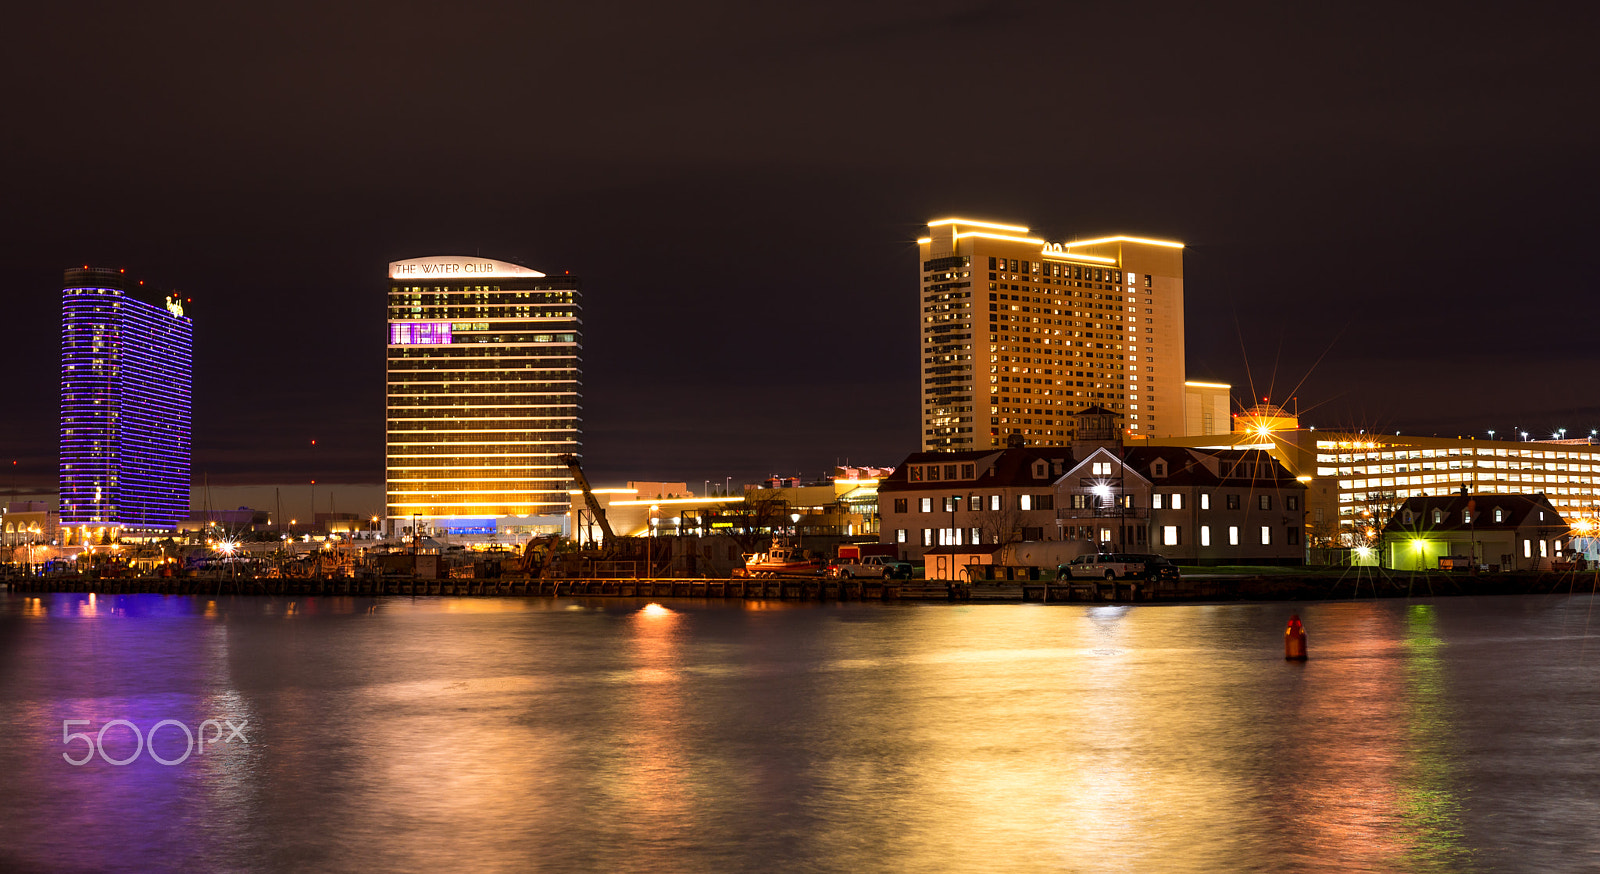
791, 512, 802, 557
647, 504, 659, 578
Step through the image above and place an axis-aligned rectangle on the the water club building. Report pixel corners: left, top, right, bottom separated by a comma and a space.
385, 256, 580, 540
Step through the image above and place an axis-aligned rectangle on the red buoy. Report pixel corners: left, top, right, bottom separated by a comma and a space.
1285, 614, 1308, 660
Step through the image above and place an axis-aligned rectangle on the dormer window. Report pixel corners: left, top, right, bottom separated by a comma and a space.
909, 466, 924, 482
1432, 509, 1444, 524
1032, 461, 1048, 479
1493, 508, 1504, 523
1152, 460, 1167, 478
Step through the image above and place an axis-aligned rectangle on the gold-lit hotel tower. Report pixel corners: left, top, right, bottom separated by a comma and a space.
386, 256, 580, 537
918, 218, 1185, 451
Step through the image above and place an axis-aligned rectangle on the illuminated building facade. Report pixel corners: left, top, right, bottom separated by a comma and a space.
1379, 494, 1568, 572
918, 218, 1186, 452
58, 267, 193, 538
1146, 404, 1600, 551
878, 408, 1306, 564
386, 256, 580, 535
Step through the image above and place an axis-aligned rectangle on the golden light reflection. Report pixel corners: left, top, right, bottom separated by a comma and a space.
439, 598, 540, 614
599, 599, 695, 866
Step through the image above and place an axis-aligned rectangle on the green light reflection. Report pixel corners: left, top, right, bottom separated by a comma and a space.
1398, 603, 1473, 870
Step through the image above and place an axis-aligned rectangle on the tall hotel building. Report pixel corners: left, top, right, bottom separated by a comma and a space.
386, 256, 580, 536
918, 218, 1186, 452
58, 267, 193, 539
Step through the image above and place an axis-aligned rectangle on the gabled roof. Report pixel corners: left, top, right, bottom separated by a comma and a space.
1381, 493, 1566, 534
1203, 448, 1300, 486
879, 447, 1071, 492
1061, 446, 1301, 489
1122, 447, 1217, 486
1061, 445, 1153, 488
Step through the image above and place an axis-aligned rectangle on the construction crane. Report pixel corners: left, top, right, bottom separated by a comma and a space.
558, 453, 615, 545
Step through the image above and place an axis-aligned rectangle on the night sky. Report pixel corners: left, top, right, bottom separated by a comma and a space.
5, 1, 1596, 500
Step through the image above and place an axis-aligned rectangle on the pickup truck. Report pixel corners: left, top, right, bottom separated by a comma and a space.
1057, 553, 1151, 581
832, 555, 913, 579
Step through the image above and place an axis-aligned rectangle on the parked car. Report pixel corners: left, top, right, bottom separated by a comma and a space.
1121, 553, 1180, 582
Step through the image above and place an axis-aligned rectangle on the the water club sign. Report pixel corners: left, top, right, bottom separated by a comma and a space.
389, 256, 546, 280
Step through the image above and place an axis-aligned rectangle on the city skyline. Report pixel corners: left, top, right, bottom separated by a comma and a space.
4, 2, 1595, 496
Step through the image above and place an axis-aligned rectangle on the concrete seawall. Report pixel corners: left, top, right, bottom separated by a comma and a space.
5, 570, 1597, 603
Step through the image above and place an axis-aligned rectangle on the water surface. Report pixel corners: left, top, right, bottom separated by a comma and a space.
2, 593, 1598, 872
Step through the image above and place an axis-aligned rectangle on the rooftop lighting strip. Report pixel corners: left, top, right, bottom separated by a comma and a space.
952, 231, 1047, 245
927, 218, 1030, 233
1060, 236, 1185, 249
1041, 252, 1118, 264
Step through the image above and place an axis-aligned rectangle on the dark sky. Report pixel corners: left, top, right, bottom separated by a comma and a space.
4, 0, 1597, 495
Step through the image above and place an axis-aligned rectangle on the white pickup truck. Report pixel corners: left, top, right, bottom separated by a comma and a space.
1057, 553, 1148, 580
832, 555, 912, 579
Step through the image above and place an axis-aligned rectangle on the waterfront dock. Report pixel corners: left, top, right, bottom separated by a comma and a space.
4, 569, 1596, 602
2, 574, 914, 601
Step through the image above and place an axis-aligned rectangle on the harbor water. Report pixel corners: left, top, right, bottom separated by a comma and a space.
1, 592, 1598, 873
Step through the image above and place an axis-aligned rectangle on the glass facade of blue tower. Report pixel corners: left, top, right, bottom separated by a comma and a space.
58, 267, 193, 536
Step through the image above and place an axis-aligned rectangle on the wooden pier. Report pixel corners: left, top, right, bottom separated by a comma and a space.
7, 570, 1582, 603
0, 574, 927, 601
0, 574, 1221, 603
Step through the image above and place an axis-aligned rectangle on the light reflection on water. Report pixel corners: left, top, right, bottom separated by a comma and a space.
1, 593, 1598, 872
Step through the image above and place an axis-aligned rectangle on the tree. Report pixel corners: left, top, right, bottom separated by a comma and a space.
707, 493, 791, 552
1345, 490, 1403, 549
975, 497, 1026, 546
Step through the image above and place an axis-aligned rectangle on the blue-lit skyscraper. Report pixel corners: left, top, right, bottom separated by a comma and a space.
58, 267, 193, 539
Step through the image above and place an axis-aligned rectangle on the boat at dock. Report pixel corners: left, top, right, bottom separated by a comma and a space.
736, 544, 821, 578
